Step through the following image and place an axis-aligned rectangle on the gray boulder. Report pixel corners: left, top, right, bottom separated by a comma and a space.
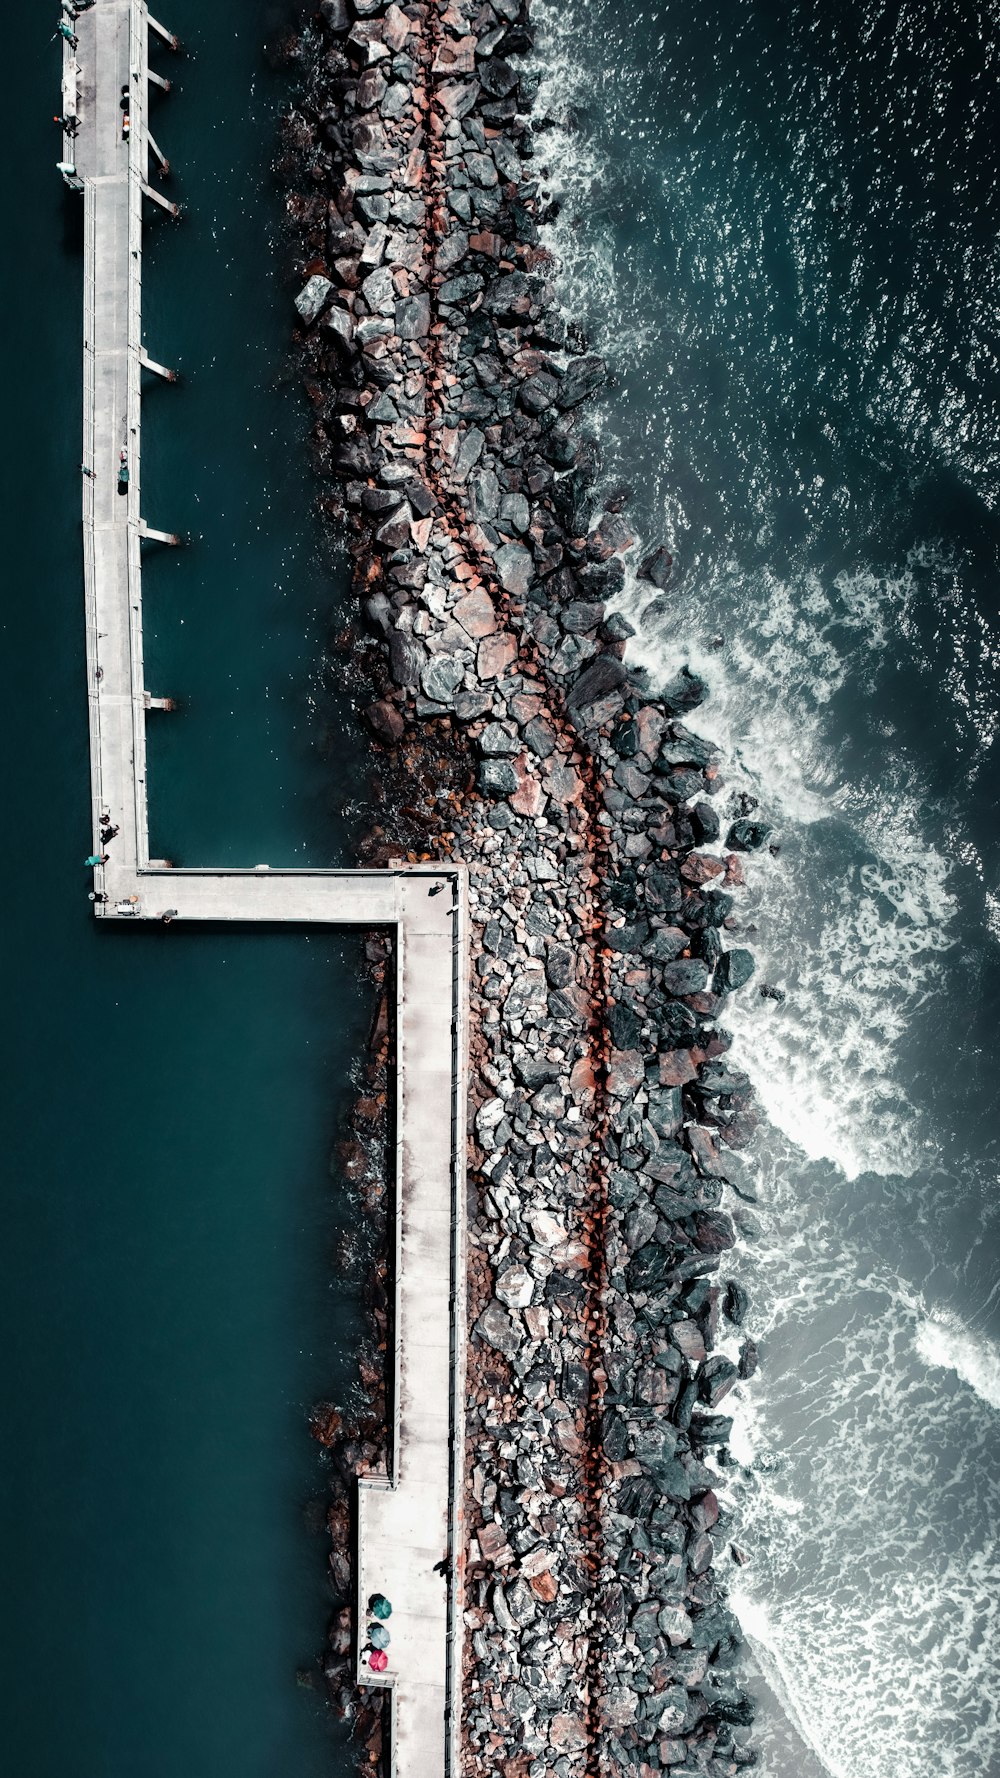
479, 758, 518, 797
395, 293, 430, 340
475, 1300, 521, 1358
420, 655, 464, 706
495, 542, 533, 597
294, 274, 333, 324
661, 958, 710, 997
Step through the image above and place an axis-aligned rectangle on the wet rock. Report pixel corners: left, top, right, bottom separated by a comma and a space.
691, 799, 721, 843
364, 698, 404, 743
519, 370, 560, 415
562, 599, 605, 635
556, 354, 607, 408
687, 1530, 715, 1576
739, 1337, 760, 1380
478, 54, 519, 97
659, 1603, 694, 1644
660, 666, 708, 715
638, 546, 673, 589
699, 1354, 739, 1406
388, 631, 424, 689
726, 817, 772, 852
670, 1319, 707, 1362
321, 305, 355, 349
645, 864, 683, 913
687, 1127, 730, 1180
661, 959, 711, 998
645, 926, 689, 965
724, 1280, 751, 1326
714, 947, 756, 993
567, 654, 628, 722
691, 1211, 737, 1253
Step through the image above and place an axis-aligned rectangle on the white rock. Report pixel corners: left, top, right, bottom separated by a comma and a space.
496, 1263, 533, 1310
528, 1208, 567, 1249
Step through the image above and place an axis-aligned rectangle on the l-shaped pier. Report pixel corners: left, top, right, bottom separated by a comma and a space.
60, 5, 467, 1772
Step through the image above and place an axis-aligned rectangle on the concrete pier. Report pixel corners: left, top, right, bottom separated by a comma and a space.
61, 8, 467, 1775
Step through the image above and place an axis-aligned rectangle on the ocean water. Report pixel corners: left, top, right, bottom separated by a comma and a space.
530, 2, 1000, 1773
0, 4, 366, 1775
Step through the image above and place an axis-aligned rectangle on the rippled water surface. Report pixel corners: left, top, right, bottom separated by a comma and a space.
530, 2, 1000, 1772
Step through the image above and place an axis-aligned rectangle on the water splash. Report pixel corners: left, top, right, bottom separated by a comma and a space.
915, 1309, 1000, 1413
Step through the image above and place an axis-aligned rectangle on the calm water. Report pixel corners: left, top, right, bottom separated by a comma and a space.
0, 5, 367, 1776
532, 2, 1000, 1774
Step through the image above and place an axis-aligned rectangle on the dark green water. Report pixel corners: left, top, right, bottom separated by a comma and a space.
0, 6, 367, 1775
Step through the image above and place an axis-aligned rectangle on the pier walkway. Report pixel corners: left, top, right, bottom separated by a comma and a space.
60, 6, 466, 1774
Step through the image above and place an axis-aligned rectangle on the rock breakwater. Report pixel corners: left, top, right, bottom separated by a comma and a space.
279, 1, 764, 1771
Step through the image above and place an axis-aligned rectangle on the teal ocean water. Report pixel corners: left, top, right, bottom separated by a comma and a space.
0, 4, 367, 1775
531, 2, 1000, 1773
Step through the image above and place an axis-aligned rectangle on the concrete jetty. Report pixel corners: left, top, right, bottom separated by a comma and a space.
60, 7, 467, 1774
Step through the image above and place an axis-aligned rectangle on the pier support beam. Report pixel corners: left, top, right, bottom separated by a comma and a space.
140, 346, 179, 382
141, 180, 180, 217
148, 14, 181, 51
147, 131, 170, 176
139, 521, 182, 545
147, 67, 172, 92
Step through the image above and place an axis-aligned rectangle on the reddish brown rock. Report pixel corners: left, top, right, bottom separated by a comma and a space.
680, 852, 725, 885
479, 1520, 514, 1566
550, 1714, 588, 1752
659, 1047, 697, 1087
478, 631, 518, 679
453, 586, 497, 638
509, 755, 546, 817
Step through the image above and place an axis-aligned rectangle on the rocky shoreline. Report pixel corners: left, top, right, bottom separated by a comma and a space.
278, 2, 764, 1771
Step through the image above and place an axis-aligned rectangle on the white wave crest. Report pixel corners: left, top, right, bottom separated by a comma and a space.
915, 1311, 1000, 1412
623, 563, 957, 1179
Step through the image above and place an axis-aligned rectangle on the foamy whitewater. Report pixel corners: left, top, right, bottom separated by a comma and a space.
532, 2, 1000, 1772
